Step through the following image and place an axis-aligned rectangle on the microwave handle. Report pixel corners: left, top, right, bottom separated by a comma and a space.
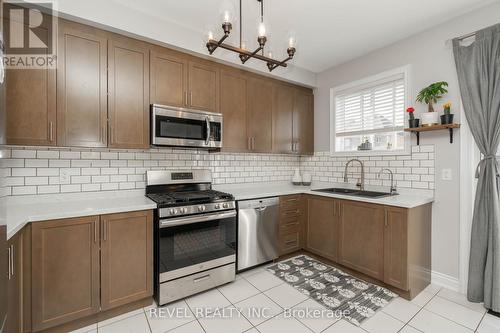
205, 117, 211, 146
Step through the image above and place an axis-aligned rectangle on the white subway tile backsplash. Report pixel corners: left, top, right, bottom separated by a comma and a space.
2, 145, 434, 195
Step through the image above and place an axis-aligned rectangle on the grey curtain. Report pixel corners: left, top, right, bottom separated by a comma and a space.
453, 23, 500, 311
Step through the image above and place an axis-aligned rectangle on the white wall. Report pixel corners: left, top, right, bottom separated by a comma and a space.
314, 2, 500, 282
50, 0, 316, 87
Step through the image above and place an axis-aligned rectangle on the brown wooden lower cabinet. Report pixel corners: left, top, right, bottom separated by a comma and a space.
302, 195, 432, 299
24, 210, 153, 332
338, 200, 385, 281
278, 195, 304, 255
306, 195, 339, 262
6, 229, 25, 333
31, 216, 101, 331
100, 211, 153, 311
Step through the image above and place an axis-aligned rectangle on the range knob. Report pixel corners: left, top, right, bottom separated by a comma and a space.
198, 205, 206, 212
214, 204, 221, 209
181, 207, 188, 214
170, 208, 178, 215
222, 202, 229, 209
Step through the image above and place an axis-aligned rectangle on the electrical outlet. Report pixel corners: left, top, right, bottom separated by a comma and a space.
441, 168, 452, 181
60, 169, 70, 184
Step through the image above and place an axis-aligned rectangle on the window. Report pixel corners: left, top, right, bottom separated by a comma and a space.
331, 66, 410, 155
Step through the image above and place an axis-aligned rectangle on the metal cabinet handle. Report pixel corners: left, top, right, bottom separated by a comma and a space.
184, 91, 188, 106
7, 245, 12, 280
384, 210, 388, 227
252, 137, 255, 150
248, 137, 252, 150
10, 245, 14, 278
49, 121, 54, 142
103, 220, 107, 241
94, 221, 98, 243
190, 91, 193, 105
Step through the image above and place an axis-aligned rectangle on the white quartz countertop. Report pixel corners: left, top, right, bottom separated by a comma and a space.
214, 182, 434, 209
5, 183, 434, 240
5, 190, 156, 240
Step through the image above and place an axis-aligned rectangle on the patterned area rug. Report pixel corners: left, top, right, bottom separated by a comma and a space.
267, 255, 397, 326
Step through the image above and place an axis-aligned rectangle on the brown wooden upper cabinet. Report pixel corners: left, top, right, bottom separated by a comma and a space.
150, 49, 188, 108
306, 196, 339, 262
293, 89, 314, 155
31, 216, 101, 331
108, 35, 150, 149
57, 20, 108, 148
247, 77, 273, 152
100, 210, 153, 311
272, 83, 295, 153
338, 201, 385, 280
220, 69, 248, 152
188, 61, 220, 112
150, 50, 219, 113
5, 7, 56, 146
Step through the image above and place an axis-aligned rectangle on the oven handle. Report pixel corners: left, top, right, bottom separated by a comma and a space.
160, 210, 236, 228
205, 116, 211, 146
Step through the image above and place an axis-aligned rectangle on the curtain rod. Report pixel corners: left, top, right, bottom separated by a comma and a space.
456, 31, 477, 41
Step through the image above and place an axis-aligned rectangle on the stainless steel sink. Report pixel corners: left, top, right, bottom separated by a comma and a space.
312, 188, 396, 198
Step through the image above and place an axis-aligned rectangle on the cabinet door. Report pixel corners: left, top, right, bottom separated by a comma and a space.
384, 207, 409, 290
108, 36, 150, 149
338, 201, 384, 280
32, 216, 100, 331
6, 232, 22, 333
248, 77, 273, 152
150, 49, 188, 107
272, 83, 294, 153
306, 196, 338, 261
100, 211, 153, 311
220, 69, 248, 151
57, 20, 108, 147
5, 8, 56, 146
293, 89, 314, 155
188, 61, 219, 112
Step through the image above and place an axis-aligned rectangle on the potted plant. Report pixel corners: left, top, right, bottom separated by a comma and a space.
406, 107, 419, 128
441, 102, 454, 124
416, 81, 448, 126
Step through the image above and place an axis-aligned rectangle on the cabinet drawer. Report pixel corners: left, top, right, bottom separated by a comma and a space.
280, 214, 300, 226
280, 232, 300, 253
280, 223, 300, 235
280, 195, 300, 210
159, 263, 235, 305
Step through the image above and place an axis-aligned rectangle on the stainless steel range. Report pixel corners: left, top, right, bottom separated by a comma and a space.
146, 170, 236, 305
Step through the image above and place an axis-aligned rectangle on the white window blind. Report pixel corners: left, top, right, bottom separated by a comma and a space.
335, 75, 405, 138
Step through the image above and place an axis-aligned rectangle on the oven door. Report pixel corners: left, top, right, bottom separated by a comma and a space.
158, 210, 236, 282
152, 105, 222, 148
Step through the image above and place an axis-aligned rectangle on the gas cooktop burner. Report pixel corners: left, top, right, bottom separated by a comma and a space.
146, 190, 234, 207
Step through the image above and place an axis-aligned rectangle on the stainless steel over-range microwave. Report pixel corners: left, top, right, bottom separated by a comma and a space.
151, 104, 223, 149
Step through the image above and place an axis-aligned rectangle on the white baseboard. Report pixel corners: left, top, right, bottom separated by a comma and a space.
431, 270, 460, 292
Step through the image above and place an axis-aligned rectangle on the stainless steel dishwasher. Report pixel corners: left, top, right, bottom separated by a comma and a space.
237, 197, 279, 271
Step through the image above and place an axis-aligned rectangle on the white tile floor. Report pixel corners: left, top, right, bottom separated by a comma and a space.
72, 266, 500, 333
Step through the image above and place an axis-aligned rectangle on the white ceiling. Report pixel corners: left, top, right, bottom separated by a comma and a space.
112, 0, 497, 73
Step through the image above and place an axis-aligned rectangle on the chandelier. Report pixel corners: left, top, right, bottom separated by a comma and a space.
206, 0, 296, 72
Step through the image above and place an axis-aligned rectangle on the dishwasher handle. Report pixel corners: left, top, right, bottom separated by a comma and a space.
238, 197, 279, 210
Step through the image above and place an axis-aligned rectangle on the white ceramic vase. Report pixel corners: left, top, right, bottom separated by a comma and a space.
420, 112, 439, 126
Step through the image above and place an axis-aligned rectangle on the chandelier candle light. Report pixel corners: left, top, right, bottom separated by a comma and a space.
206, 0, 296, 71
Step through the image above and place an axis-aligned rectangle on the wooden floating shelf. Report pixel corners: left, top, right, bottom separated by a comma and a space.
404, 123, 461, 145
